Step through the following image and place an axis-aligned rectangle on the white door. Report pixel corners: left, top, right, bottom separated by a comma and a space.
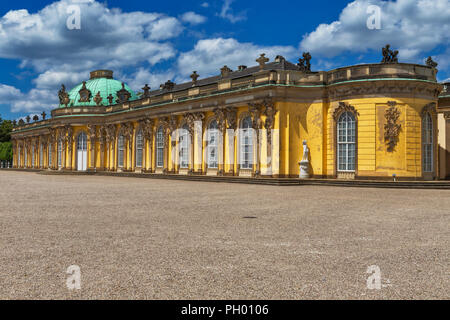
77, 132, 88, 171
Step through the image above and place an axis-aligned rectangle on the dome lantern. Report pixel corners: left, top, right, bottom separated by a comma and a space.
90, 70, 114, 80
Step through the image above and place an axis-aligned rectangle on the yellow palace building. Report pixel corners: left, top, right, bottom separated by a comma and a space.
10, 47, 448, 180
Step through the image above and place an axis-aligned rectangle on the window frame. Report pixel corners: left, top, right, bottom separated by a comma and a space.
156, 126, 164, 168
240, 116, 254, 170
135, 129, 144, 168
336, 111, 357, 173
207, 120, 219, 169
118, 134, 125, 168
422, 112, 433, 173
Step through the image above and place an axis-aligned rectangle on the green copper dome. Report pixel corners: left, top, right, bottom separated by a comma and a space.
59, 70, 138, 108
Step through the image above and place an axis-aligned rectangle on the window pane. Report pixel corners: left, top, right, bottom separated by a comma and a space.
337, 112, 356, 172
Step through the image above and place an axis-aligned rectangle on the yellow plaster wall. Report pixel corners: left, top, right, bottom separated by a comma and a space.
277, 101, 325, 177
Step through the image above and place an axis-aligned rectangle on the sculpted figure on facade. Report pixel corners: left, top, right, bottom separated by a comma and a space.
384, 102, 402, 152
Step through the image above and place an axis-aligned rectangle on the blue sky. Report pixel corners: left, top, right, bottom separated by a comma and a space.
0, 0, 449, 120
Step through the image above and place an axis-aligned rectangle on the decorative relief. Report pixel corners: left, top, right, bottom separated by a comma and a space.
140, 118, 154, 141
384, 102, 402, 152
444, 112, 450, 120
105, 125, 117, 143
332, 102, 359, 120
93, 92, 103, 106
48, 128, 57, 144
248, 102, 264, 130
116, 83, 131, 103
327, 82, 441, 100
184, 112, 204, 136
213, 108, 226, 132
66, 126, 74, 152
107, 94, 114, 105
225, 107, 237, 130
78, 82, 92, 102
88, 125, 97, 151
98, 126, 106, 147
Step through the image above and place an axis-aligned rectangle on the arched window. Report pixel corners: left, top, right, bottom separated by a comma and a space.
24, 147, 28, 167
179, 125, 190, 169
77, 132, 88, 171
337, 112, 356, 172
207, 120, 219, 169
118, 135, 125, 168
48, 143, 52, 168
156, 126, 164, 168
240, 116, 253, 170
422, 113, 433, 173
135, 129, 144, 168
31, 146, 35, 168
39, 143, 43, 167
58, 139, 63, 167
18, 146, 21, 167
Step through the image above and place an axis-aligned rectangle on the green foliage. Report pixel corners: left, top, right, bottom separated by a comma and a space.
0, 115, 13, 143
0, 142, 12, 161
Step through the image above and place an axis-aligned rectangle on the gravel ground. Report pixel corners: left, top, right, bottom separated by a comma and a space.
0, 171, 448, 300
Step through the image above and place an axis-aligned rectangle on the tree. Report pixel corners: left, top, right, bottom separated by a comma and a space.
0, 116, 13, 143
0, 142, 12, 161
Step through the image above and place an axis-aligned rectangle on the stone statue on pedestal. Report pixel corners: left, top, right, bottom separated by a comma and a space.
299, 140, 311, 179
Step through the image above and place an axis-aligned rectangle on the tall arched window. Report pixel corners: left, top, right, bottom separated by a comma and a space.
31, 146, 35, 168
135, 129, 144, 168
422, 113, 433, 173
39, 143, 43, 167
156, 126, 164, 168
48, 143, 52, 168
337, 112, 356, 172
58, 139, 63, 168
207, 120, 219, 169
118, 135, 125, 168
24, 147, 28, 167
240, 116, 253, 170
18, 146, 21, 167
179, 125, 190, 169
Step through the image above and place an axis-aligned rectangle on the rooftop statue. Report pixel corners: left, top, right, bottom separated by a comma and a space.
298, 52, 312, 72
58, 84, 70, 106
426, 56, 438, 69
381, 44, 399, 64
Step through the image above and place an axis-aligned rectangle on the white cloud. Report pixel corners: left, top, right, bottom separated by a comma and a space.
0, 0, 187, 113
177, 38, 297, 78
218, 0, 246, 23
0, 0, 181, 72
0, 84, 55, 113
121, 68, 175, 92
180, 12, 207, 25
201, 2, 210, 8
147, 17, 183, 40
300, 0, 450, 60
0, 84, 22, 102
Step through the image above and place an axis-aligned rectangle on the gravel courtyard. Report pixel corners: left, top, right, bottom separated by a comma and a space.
0, 171, 448, 300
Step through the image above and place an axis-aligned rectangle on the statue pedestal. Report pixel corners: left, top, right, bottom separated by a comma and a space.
299, 160, 310, 179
